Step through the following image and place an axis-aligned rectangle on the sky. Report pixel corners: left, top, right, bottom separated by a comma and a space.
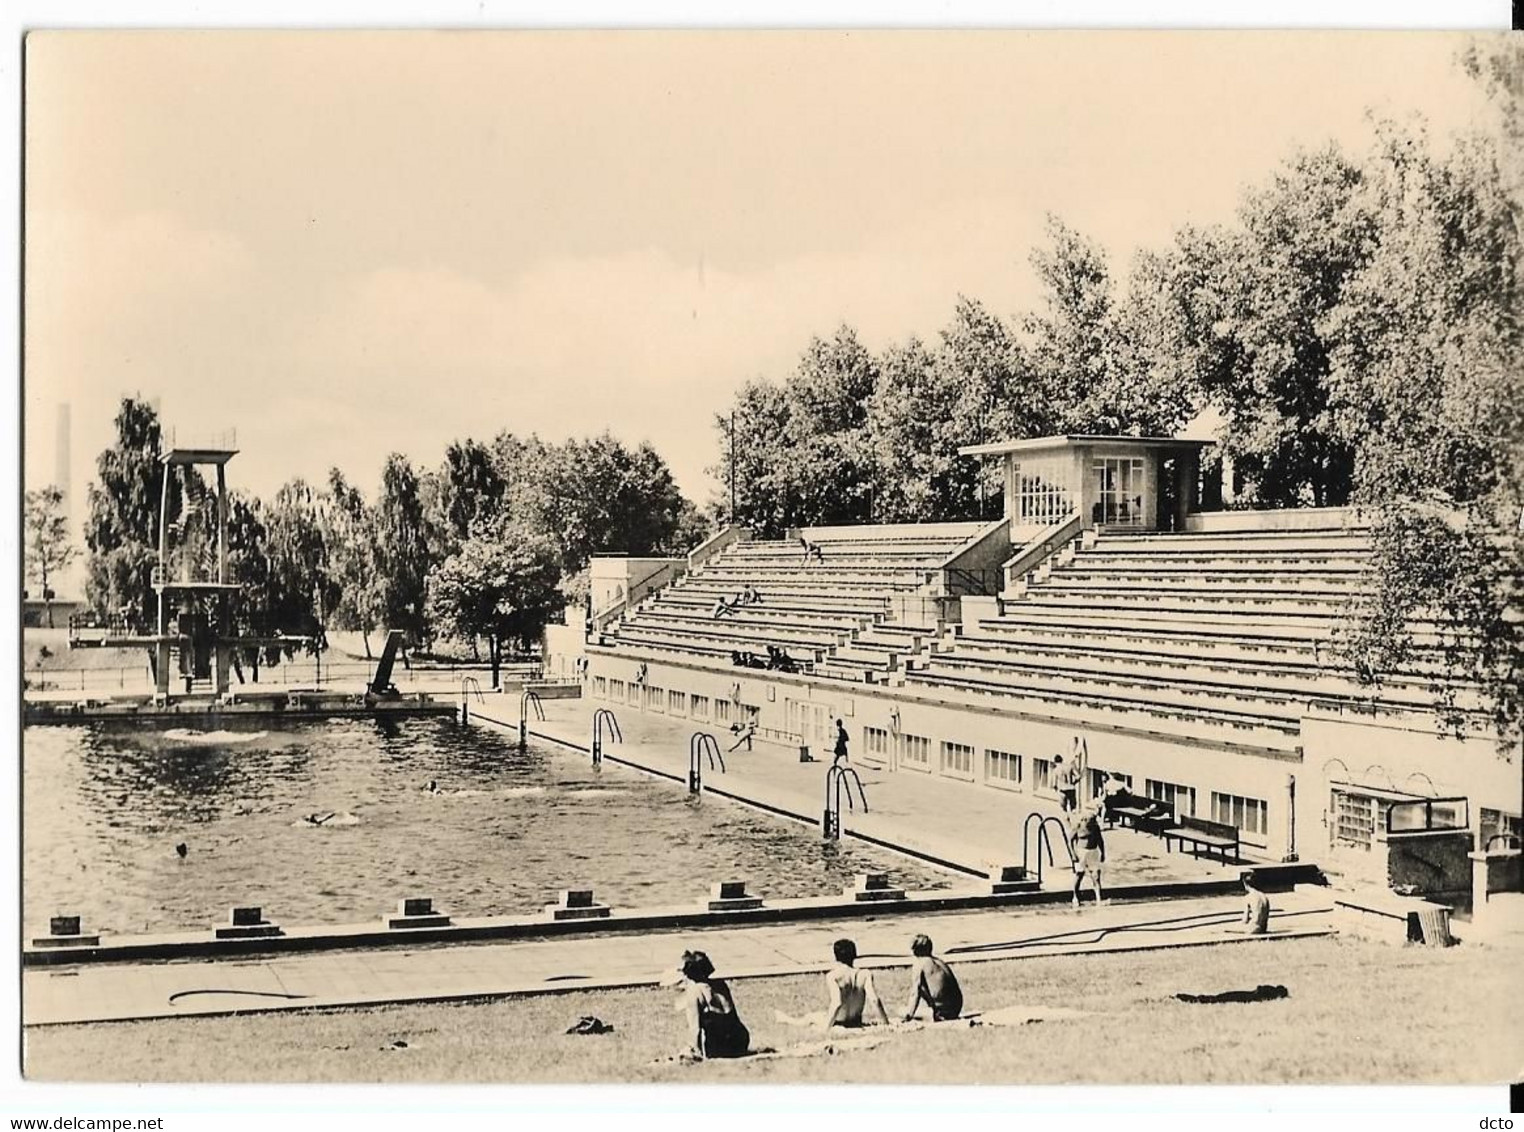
23, 30, 1501, 529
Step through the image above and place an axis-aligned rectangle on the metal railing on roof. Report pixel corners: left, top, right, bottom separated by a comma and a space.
164, 427, 238, 450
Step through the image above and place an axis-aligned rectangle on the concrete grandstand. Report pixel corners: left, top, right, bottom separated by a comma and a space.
553, 433, 1520, 913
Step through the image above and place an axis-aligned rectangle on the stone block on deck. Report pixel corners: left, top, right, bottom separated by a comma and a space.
849, 872, 906, 902
215, 905, 284, 940
988, 864, 1040, 895
384, 897, 453, 930
545, 888, 612, 921
707, 880, 764, 912
31, 914, 100, 949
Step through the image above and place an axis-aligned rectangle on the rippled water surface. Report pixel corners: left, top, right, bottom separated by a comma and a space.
24, 718, 951, 935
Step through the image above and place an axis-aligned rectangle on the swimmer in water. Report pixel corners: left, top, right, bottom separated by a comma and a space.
304, 812, 337, 827
423, 780, 439, 794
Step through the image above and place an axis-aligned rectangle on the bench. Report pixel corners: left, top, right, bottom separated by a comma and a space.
1162, 815, 1241, 864
1108, 795, 1175, 836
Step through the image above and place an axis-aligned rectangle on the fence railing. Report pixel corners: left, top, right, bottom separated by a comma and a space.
24, 659, 543, 695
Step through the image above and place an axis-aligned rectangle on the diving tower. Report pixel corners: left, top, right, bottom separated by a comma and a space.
69, 431, 310, 700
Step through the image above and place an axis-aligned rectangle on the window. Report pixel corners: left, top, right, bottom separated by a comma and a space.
1331, 789, 1377, 851
647, 685, 665, 713
1211, 791, 1268, 838
1012, 452, 1077, 525
1146, 778, 1197, 817
691, 694, 711, 722
1033, 757, 1053, 793
668, 690, 687, 717
901, 734, 930, 769
940, 741, 974, 778
1091, 768, 1131, 796
627, 681, 641, 706
863, 727, 890, 759
609, 678, 624, 703
787, 700, 832, 746
1481, 808, 1521, 848
1017, 474, 1072, 525
740, 703, 760, 722
715, 700, 733, 725
984, 749, 1022, 788
594, 676, 608, 697
1093, 457, 1146, 527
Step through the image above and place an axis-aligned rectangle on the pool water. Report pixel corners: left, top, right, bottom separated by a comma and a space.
23, 718, 953, 936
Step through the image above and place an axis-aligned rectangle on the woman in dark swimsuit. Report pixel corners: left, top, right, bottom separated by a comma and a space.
675, 950, 750, 1059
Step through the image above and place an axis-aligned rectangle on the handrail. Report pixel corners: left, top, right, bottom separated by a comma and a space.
686, 524, 750, 572
592, 597, 629, 633
518, 690, 546, 750
931, 515, 1011, 572
688, 731, 726, 793
591, 709, 622, 768
822, 764, 868, 840
1021, 811, 1075, 886
1001, 510, 1084, 589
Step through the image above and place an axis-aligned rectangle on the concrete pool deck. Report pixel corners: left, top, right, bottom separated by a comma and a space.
23, 890, 1337, 1026
488, 696, 1238, 888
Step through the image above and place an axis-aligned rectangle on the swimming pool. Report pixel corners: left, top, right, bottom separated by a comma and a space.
23, 717, 953, 936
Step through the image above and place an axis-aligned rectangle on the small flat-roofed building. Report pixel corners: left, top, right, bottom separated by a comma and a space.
959, 434, 1215, 536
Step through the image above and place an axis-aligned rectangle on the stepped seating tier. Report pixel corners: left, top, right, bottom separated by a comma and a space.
902, 668, 1302, 751
942, 520, 1484, 732
598, 522, 976, 681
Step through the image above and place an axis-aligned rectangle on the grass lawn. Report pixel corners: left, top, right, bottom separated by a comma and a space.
25, 933, 1523, 1085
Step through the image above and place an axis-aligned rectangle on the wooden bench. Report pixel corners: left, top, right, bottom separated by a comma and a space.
1162, 815, 1241, 863
1108, 795, 1175, 836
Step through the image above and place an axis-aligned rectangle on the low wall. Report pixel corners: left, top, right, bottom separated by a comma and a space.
584, 649, 1300, 859
542, 623, 586, 680
1184, 507, 1365, 533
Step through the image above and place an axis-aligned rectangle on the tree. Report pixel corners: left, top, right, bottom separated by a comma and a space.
320, 469, 384, 654
934, 296, 1038, 516
440, 439, 506, 544
83, 397, 180, 624
222, 491, 271, 673
24, 485, 77, 628
373, 454, 431, 645
1325, 67, 1523, 746
263, 478, 332, 640
865, 336, 946, 522
426, 520, 563, 688
709, 379, 794, 535
1022, 216, 1120, 434
1170, 148, 1376, 506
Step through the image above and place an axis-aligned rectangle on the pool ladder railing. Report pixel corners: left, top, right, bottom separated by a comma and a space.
458, 676, 486, 724
688, 732, 726, 794
1021, 812, 1075, 886
822, 764, 868, 841
518, 690, 545, 750
591, 709, 622, 768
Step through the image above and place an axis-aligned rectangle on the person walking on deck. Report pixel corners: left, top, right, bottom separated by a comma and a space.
832, 719, 850, 766
1055, 754, 1080, 813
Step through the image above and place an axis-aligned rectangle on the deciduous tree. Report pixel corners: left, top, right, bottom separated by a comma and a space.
23, 485, 77, 628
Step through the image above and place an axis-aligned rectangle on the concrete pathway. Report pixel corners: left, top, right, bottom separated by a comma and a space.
24, 890, 1335, 1026
493, 697, 1229, 889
